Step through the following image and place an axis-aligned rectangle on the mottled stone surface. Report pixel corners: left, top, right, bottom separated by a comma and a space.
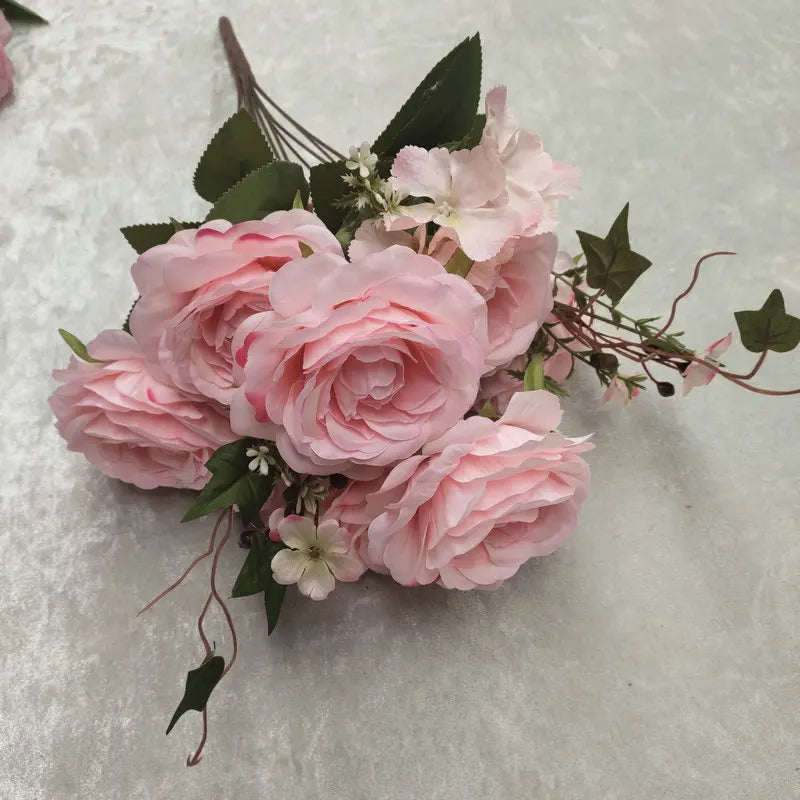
1, 1, 798, 798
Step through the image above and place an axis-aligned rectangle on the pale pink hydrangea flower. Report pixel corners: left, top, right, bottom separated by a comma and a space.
603, 375, 641, 406
338, 391, 592, 589
387, 144, 523, 261
682, 333, 732, 395
48, 330, 235, 490
482, 86, 579, 234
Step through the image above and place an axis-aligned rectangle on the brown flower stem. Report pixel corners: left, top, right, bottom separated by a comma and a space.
726, 348, 768, 380
218, 17, 344, 167
640, 251, 736, 345
136, 510, 227, 616
186, 709, 208, 767
186, 508, 237, 768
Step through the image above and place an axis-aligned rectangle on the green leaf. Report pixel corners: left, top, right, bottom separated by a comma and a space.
120, 222, 200, 254
372, 34, 482, 158
523, 353, 545, 391
0, 0, 47, 23
232, 532, 281, 598
231, 532, 287, 635
442, 113, 486, 151
265, 581, 287, 636
478, 401, 499, 420
544, 376, 570, 398
734, 289, 800, 353
206, 162, 309, 224
578, 204, 652, 303
182, 439, 274, 526
193, 109, 274, 203
308, 160, 349, 233
58, 329, 106, 363
166, 655, 225, 735
444, 249, 473, 277
122, 298, 139, 334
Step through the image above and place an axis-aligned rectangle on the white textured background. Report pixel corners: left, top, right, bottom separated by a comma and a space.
1, 1, 799, 798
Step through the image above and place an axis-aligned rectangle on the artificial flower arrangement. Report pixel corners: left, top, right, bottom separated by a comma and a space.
48, 18, 800, 764
0, 0, 47, 103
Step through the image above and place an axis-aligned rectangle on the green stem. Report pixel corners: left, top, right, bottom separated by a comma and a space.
524, 352, 546, 391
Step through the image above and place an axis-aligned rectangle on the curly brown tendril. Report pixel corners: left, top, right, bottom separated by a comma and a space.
549, 252, 800, 397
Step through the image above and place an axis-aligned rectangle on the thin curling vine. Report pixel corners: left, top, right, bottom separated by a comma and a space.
541, 205, 800, 401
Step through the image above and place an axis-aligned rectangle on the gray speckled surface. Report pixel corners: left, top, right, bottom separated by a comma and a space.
1, 1, 799, 798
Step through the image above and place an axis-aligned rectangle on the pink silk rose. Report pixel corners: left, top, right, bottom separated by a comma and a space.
0, 11, 13, 102
129, 210, 342, 405
230, 245, 490, 479
49, 330, 235, 490
359, 391, 592, 589
467, 233, 557, 368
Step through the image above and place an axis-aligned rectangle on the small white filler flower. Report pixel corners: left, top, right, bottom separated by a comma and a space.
245, 444, 272, 476
270, 515, 363, 601
345, 141, 378, 179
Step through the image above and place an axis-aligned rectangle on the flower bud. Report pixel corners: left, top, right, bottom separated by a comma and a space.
657, 381, 675, 397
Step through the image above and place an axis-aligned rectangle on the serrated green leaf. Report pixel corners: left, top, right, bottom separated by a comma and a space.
58, 329, 106, 363
182, 439, 274, 526
206, 162, 309, 224
441, 113, 486, 151
120, 222, 200, 254
578, 205, 652, 303
0, 0, 47, 23
309, 160, 349, 233
166, 655, 225, 735
734, 289, 800, 353
372, 34, 482, 158
193, 109, 274, 203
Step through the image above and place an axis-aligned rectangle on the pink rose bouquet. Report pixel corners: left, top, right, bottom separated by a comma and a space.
48, 18, 800, 764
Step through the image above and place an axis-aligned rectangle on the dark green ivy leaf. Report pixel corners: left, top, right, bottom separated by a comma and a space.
264, 581, 287, 636
372, 34, 482, 158
182, 439, 274, 526
193, 109, 274, 203
166, 655, 225, 735
231, 532, 288, 635
308, 159, 349, 234
0, 0, 47, 23
734, 289, 800, 353
206, 162, 309, 224
232, 532, 281, 598
120, 221, 201, 254
577, 203, 652, 303
58, 329, 105, 363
